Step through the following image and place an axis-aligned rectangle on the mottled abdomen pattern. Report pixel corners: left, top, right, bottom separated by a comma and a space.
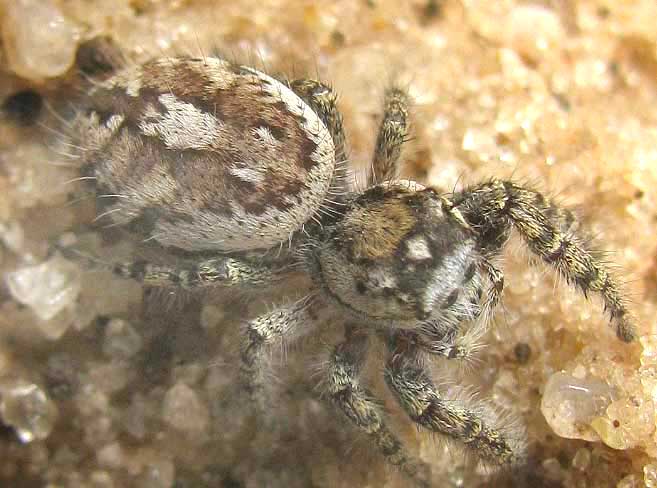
71, 57, 336, 251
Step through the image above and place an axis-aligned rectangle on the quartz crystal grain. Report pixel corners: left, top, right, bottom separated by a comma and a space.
1, 0, 82, 80
0, 379, 58, 443
541, 371, 617, 441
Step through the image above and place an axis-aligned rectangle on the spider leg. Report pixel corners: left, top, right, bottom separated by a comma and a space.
368, 87, 409, 186
289, 79, 348, 198
240, 296, 316, 416
449, 179, 636, 342
383, 331, 526, 469
324, 325, 430, 487
112, 256, 282, 288
416, 323, 484, 361
479, 258, 504, 320
58, 244, 283, 288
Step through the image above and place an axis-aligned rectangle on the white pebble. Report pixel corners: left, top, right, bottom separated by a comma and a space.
102, 319, 142, 359
6, 254, 81, 322
0, 379, 58, 443
162, 382, 209, 434
2, 0, 82, 80
138, 457, 175, 488
505, 5, 564, 62
541, 371, 616, 441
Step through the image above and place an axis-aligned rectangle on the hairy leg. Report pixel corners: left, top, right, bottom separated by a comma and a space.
111, 256, 282, 288
289, 78, 349, 200
57, 243, 285, 289
324, 325, 430, 487
479, 258, 505, 319
384, 331, 526, 469
448, 179, 636, 342
240, 296, 316, 416
368, 87, 409, 185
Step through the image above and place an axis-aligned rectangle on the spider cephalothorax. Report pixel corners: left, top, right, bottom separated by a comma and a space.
61, 54, 635, 487
312, 183, 482, 329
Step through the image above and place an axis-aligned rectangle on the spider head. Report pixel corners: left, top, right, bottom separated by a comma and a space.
313, 182, 481, 327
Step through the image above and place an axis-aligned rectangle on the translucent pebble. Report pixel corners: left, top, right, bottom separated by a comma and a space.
162, 382, 209, 434
45, 353, 79, 399
572, 364, 587, 380
505, 5, 564, 62
645, 463, 657, 488
572, 447, 591, 471
137, 456, 175, 488
447, 465, 466, 487
541, 371, 616, 441
5, 142, 73, 209
641, 335, 657, 366
1, 0, 82, 80
0, 347, 11, 377
34, 307, 78, 341
25, 441, 49, 473
462, 128, 498, 162
97, 442, 124, 469
204, 368, 246, 442
65, 473, 86, 487
51, 444, 80, 468
0, 379, 58, 443
617, 474, 640, 488
76, 383, 110, 417
590, 416, 628, 450
89, 470, 114, 488
123, 394, 148, 440
602, 397, 655, 449
200, 304, 225, 330
574, 58, 614, 91
0, 221, 26, 257
84, 415, 115, 446
640, 364, 657, 404
88, 362, 130, 394
77, 265, 143, 319
102, 319, 143, 359
5, 254, 81, 322
172, 363, 204, 385
542, 457, 565, 481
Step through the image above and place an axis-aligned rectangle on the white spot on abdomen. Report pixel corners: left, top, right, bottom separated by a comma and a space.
139, 94, 224, 150
229, 165, 265, 184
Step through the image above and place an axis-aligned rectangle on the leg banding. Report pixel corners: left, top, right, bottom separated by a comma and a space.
289, 79, 347, 166
240, 297, 314, 415
324, 327, 430, 487
289, 78, 351, 205
369, 87, 410, 185
416, 323, 486, 361
454, 179, 636, 342
480, 258, 505, 320
112, 257, 281, 288
384, 342, 526, 469
58, 242, 282, 289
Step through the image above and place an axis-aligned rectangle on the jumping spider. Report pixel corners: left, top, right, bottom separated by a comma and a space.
62, 56, 635, 486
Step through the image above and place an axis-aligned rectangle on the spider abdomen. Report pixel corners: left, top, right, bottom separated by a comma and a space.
70, 56, 336, 252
